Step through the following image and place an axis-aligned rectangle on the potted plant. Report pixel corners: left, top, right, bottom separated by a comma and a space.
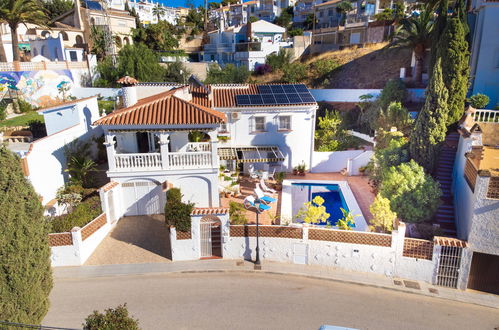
297, 162, 306, 176
293, 166, 299, 175
274, 171, 285, 190
218, 136, 230, 143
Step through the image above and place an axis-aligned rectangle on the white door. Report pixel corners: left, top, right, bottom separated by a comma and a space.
200, 222, 212, 258
293, 243, 308, 265
122, 181, 164, 216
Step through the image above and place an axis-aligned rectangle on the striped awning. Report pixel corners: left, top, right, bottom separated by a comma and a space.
218, 146, 285, 163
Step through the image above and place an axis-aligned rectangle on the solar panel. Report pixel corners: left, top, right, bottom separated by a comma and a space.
274, 94, 289, 104
271, 85, 285, 94
262, 94, 276, 104
299, 93, 315, 103
258, 85, 272, 94
282, 85, 297, 93
294, 84, 309, 93
249, 95, 264, 105
236, 95, 251, 105
287, 93, 302, 104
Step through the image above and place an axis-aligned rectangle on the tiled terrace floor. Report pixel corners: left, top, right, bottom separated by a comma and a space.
221, 172, 375, 226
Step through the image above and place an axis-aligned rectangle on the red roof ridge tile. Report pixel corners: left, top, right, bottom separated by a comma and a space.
36, 96, 97, 113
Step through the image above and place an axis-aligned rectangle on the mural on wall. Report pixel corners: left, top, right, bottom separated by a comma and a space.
0, 70, 74, 107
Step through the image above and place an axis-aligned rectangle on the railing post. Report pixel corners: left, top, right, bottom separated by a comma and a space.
104, 133, 116, 170
159, 133, 170, 169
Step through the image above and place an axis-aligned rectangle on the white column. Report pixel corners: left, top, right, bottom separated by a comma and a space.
70, 227, 83, 265
208, 130, 219, 169
104, 133, 116, 171
159, 132, 170, 170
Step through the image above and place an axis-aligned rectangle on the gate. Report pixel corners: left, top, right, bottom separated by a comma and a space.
467, 252, 499, 294
200, 222, 212, 258
436, 246, 463, 288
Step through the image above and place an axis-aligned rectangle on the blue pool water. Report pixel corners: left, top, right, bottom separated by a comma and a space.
292, 183, 352, 227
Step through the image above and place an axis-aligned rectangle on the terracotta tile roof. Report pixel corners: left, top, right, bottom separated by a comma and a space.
36, 96, 97, 113
315, 0, 342, 7
191, 207, 229, 215
94, 90, 226, 126
117, 76, 139, 85
101, 181, 119, 192
434, 236, 468, 248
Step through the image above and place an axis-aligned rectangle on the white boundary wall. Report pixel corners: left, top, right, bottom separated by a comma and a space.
310, 88, 426, 103
311, 149, 373, 175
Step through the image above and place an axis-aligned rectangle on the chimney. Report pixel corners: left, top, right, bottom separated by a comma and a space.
117, 76, 139, 108
74, 0, 84, 30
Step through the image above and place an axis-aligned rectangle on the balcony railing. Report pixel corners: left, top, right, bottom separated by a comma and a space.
235, 42, 262, 52
168, 152, 212, 169
186, 142, 211, 152
113, 150, 213, 171
115, 153, 162, 171
473, 109, 499, 123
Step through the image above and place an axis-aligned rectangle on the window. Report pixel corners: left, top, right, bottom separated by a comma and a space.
69, 51, 78, 61
278, 116, 291, 131
252, 116, 266, 132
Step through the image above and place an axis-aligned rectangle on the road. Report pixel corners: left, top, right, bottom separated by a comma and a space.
44, 272, 499, 330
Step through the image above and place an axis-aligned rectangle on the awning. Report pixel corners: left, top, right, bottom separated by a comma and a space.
218, 146, 285, 163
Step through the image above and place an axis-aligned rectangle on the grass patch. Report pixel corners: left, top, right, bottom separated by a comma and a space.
0, 112, 45, 127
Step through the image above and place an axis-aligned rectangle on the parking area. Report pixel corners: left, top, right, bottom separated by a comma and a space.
85, 215, 172, 265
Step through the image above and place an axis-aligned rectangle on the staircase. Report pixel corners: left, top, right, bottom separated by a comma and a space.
433, 132, 460, 237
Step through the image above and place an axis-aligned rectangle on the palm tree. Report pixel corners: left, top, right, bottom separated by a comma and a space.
0, 0, 48, 62
392, 9, 434, 84
336, 1, 354, 26
0, 35, 7, 62
152, 4, 165, 22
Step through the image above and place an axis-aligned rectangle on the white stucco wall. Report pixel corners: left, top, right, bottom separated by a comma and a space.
310, 150, 364, 173
218, 107, 316, 170
350, 150, 374, 175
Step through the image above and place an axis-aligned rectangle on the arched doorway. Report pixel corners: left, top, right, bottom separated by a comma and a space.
200, 215, 222, 259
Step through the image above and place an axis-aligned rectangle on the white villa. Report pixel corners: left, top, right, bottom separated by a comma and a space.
203, 20, 291, 70
93, 77, 317, 216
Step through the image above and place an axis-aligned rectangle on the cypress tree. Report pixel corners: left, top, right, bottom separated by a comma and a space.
438, 18, 470, 125
428, 0, 448, 78
0, 148, 53, 324
410, 59, 448, 173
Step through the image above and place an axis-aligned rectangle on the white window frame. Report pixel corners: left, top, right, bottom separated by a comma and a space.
252, 116, 266, 132
278, 115, 292, 131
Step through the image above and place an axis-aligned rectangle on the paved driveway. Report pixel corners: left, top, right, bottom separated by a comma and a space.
85, 215, 171, 265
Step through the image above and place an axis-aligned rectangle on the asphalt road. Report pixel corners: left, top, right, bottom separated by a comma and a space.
44, 272, 499, 330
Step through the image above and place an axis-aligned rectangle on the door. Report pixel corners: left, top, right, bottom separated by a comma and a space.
293, 243, 308, 264
122, 180, 164, 216
467, 252, 499, 294
200, 222, 212, 258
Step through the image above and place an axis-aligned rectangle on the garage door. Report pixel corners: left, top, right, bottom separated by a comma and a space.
122, 181, 164, 216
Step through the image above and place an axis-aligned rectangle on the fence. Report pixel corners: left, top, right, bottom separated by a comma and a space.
403, 238, 434, 260
0, 60, 89, 72
310, 88, 426, 103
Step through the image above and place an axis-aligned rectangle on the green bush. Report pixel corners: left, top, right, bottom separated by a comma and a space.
0, 103, 6, 121
379, 160, 441, 223
229, 201, 248, 225
468, 93, 490, 109
205, 64, 250, 84
282, 63, 307, 83
49, 195, 102, 233
376, 102, 413, 134
0, 147, 53, 324
265, 48, 292, 71
98, 99, 115, 115
377, 79, 407, 110
15, 98, 34, 113
83, 304, 140, 330
312, 58, 340, 78
164, 188, 194, 232
288, 28, 304, 37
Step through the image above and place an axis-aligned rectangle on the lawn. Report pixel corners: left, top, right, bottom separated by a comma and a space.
0, 112, 45, 127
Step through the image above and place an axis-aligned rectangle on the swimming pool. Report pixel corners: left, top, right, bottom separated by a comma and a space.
291, 183, 351, 227
280, 179, 368, 231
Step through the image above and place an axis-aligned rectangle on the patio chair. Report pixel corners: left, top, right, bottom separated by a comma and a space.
243, 195, 271, 212
254, 186, 277, 204
259, 178, 276, 194
267, 168, 276, 181
248, 165, 259, 179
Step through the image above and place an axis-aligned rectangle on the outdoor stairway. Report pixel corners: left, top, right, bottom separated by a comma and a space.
433, 132, 460, 237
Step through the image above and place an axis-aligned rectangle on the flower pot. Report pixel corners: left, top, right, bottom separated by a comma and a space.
293, 169, 298, 175
298, 171, 306, 176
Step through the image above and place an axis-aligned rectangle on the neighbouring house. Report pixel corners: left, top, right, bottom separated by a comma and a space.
29, 35, 85, 62
92, 76, 317, 216
452, 107, 499, 295
203, 20, 291, 70
107, 0, 180, 25
4, 96, 103, 213
469, 0, 499, 108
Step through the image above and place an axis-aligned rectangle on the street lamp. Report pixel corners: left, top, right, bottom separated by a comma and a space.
244, 196, 271, 270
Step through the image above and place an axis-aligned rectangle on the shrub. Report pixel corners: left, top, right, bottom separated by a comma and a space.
205, 64, 250, 84
376, 101, 413, 134
229, 201, 248, 225
0, 103, 6, 121
98, 99, 115, 115
83, 304, 140, 330
14, 98, 34, 113
336, 208, 356, 230
312, 58, 340, 78
315, 110, 352, 151
0, 147, 53, 324
49, 195, 102, 233
64, 140, 97, 188
56, 185, 83, 213
164, 188, 194, 232
295, 195, 330, 224
369, 194, 396, 233
288, 28, 304, 37
28, 120, 47, 139
265, 48, 291, 71
282, 63, 307, 83
254, 63, 272, 75
164, 61, 191, 83
379, 160, 441, 223
468, 93, 490, 109
377, 79, 407, 110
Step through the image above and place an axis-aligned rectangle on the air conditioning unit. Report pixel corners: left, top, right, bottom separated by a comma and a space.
231, 112, 241, 120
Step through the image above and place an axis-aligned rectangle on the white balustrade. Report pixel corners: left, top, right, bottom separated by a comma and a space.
168, 152, 212, 169
114, 153, 162, 170
186, 142, 211, 152
473, 109, 499, 123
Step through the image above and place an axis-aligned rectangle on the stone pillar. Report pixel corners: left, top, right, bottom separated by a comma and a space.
104, 133, 116, 170
392, 221, 406, 277
70, 227, 83, 265
208, 130, 219, 169
159, 133, 170, 169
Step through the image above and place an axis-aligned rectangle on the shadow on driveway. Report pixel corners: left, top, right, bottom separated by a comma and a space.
85, 215, 172, 265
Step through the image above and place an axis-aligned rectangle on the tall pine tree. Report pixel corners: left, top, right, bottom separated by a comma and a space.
0, 148, 53, 324
438, 18, 469, 125
410, 59, 448, 173
428, 0, 448, 78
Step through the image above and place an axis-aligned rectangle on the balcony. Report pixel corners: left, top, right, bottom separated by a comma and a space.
235, 42, 262, 52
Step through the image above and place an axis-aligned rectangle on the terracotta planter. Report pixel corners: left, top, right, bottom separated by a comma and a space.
298, 171, 306, 176
293, 169, 298, 175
